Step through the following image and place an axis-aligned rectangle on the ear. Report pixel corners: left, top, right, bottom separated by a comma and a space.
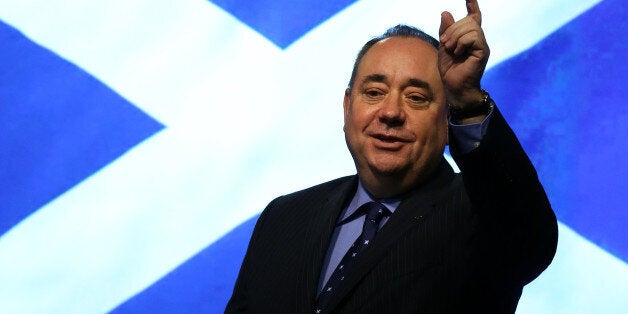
343, 88, 351, 132
343, 88, 351, 116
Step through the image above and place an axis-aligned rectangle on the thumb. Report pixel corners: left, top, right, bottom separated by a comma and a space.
439, 11, 455, 36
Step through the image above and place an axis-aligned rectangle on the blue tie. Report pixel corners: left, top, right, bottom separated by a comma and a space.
315, 201, 389, 313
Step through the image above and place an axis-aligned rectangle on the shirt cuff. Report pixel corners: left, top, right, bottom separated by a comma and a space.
448, 108, 493, 154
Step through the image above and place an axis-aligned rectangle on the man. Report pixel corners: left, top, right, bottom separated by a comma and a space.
226, 1, 557, 313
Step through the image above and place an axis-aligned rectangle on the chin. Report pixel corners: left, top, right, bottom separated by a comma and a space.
368, 161, 410, 177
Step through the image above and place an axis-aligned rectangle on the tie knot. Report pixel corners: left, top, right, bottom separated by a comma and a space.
361, 201, 388, 224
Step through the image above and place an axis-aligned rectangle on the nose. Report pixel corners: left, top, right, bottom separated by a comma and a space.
378, 94, 405, 127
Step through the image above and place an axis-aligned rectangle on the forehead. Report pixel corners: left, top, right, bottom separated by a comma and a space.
356, 37, 440, 85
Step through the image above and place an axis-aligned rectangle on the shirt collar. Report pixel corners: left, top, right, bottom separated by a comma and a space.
338, 180, 402, 224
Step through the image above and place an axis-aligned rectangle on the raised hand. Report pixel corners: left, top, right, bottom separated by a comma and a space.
438, 0, 490, 110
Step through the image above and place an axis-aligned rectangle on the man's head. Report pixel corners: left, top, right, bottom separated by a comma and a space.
343, 25, 448, 198
348, 25, 440, 89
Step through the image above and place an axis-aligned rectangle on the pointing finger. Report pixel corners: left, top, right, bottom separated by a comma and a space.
466, 0, 482, 25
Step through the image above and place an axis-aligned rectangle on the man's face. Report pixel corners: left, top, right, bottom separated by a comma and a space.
344, 37, 448, 194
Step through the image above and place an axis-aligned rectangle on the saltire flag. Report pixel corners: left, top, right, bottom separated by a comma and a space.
0, 0, 626, 312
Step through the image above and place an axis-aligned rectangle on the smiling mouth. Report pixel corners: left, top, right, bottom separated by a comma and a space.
370, 134, 411, 150
375, 135, 399, 143
372, 134, 409, 143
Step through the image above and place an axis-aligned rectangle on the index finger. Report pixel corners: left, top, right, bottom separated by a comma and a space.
466, 0, 482, 25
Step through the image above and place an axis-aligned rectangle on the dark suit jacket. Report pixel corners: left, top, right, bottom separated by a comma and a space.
226, 107, 558, 313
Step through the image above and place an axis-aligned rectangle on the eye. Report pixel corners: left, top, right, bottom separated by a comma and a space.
407, 93, 429, 104
408, 94, 427, 102
404, 89, 433, 109
363, 88, 385, 100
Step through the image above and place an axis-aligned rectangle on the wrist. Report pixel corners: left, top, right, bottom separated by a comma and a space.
449, 89, 493, 123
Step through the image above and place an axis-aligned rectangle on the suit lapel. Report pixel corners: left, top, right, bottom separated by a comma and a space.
325, 159, 456, 311
298, 176, 358, 311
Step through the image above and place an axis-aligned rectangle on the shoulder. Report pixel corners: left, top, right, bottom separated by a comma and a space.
253, 175, 357, 228
272, 175, 357, 206
246, 175, 356, 254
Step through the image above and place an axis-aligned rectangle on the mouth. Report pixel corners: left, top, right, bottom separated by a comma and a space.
369, 133, 412, 150
370, 132, 412, 142
374, 134, 403, 142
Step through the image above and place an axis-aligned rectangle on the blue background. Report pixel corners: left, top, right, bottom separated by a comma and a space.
0, 0, 626, 313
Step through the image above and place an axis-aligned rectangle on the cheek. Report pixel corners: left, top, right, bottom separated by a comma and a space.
344, 113, 364, 147
347, 106, 375, 131
410, 112, 447, 142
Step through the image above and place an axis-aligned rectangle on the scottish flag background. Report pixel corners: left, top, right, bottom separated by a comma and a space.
1, 0, 627, 312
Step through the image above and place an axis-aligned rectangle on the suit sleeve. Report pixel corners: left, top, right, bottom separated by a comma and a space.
449, 104, 558, 287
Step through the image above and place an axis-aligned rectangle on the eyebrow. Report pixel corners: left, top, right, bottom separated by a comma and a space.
361, 74, 387, 85
406, 78, 430, 90
360, 74, 434, 96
